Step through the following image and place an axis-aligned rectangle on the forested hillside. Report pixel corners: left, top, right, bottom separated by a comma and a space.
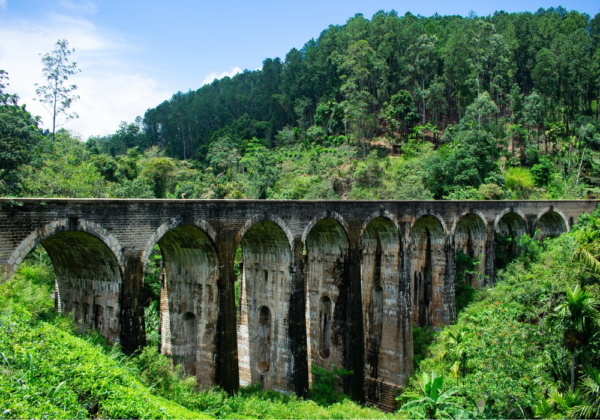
2, 6, 600, 201
134, 7, 600, 162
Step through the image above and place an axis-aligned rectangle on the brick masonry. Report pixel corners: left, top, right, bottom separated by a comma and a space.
0, 198, 595, 409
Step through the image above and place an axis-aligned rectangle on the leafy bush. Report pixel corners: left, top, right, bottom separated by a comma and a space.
309, 365, 353, 405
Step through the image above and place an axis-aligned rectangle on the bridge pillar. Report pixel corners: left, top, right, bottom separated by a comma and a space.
290, 237, 309, 397
120, 257, 146, 354
347, 243, 366, 403
216, 238, 239, 394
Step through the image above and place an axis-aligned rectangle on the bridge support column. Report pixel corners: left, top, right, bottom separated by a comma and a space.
290, 237, 309, 397
216, 240, 239, 394
120, 257, 146, 354
347, 244, 365, 403
485, 229, 495, 285
443, 240, 456, 325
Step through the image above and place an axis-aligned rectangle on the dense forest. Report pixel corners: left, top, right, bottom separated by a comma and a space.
1, 5, 600, 420
2, 6, 600, 201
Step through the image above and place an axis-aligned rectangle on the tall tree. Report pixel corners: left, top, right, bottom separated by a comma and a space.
35, 39, 81, 140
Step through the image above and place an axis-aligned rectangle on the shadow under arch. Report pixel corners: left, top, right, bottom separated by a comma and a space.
453, 212, 488, 287
237, 213, 294, 254
494, 210, 528, 272
304, 216, 350, 389
7, 218, 124, 343
237, 219, 293, 392
408, 214, 447, 327
534, 209, 569, 239
360, 215, 410, 393
151, 223, 220, 386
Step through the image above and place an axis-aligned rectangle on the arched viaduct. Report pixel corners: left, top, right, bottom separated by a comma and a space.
0, 198, 594, 410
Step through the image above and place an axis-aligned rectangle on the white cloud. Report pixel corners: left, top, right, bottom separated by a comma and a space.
201, 66, 242, 86
0, 0, 7, 12
0, 14, 171, 138
59, 0, 98, 15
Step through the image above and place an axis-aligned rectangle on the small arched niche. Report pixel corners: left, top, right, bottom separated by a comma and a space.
534, 211, 567, 240
409, 215, 446, 327
182, 312, 198, 375
257, 306, 271, 375
494, 212, 527, 271
454, 214, 487, 287
154, 225, 219, 382
318, 296, 333, 359
304, 217, 349, 380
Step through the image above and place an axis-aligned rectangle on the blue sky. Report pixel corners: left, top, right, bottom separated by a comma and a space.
1, 0, 598, 137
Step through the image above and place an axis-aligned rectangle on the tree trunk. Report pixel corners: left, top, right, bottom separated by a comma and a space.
571, 350, 575, 393
576, 149, 585, 186
361, 138, 366, 159
422, 79, 426, 124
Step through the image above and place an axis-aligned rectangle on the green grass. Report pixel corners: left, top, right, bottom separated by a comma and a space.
0, 250, 391, 419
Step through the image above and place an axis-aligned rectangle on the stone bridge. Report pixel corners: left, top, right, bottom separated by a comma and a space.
0, 198, 596, 410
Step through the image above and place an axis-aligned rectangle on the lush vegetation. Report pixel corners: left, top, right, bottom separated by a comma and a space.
2, 5, 600, 419
0, 250, 390, 419
397, 211, 600, 419
1, 7, 600, 201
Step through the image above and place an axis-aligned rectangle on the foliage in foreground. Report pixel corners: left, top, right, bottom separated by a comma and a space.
399, 212, 600, 419
0, 252, 390, 419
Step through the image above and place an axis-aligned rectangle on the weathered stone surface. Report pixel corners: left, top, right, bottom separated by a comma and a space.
0, 198, 594, 408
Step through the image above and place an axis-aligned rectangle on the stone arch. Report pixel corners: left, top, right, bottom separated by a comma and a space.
6, 218, 124, 343
450, 210, 488, 237
237, 220, 293, 392
534, 208, 569, 239
494, 209, 528, 236
407, 211, 448, 240
360, 215, 407, 387
453, 212, 488, 287
304, 217, 349, 385
141, 216, 218, 271
302, 211, 349, 244
494, 210, 528, 271
154, 223, 220, 386
408, 214, 447, 327
237, 213, 294, 254
6, 218, 125, 278
359, 210, 400, 240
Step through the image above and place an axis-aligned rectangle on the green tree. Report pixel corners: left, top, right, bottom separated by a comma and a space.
547, 285, 600, 392
407, 34, 439, 124
398, 371, 462, 419
34, 39, 81, 141
438, 326, 471, 384
240, 138, 279, 199
0, 72, 41, 184
334, 40, 385, 157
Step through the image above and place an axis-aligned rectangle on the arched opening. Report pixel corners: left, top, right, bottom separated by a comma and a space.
454, 214, 487, 289
535, 211, 567, 240
409, 215, 446, 327
318, 296, 332, 359
495, 212, 527, 272
304, 218, 349, 384
360, 216, 408, 387
151, 225, 219, 384
5, 230, 123, 342
257, 306, 271, 374
237, 220, 292, 391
